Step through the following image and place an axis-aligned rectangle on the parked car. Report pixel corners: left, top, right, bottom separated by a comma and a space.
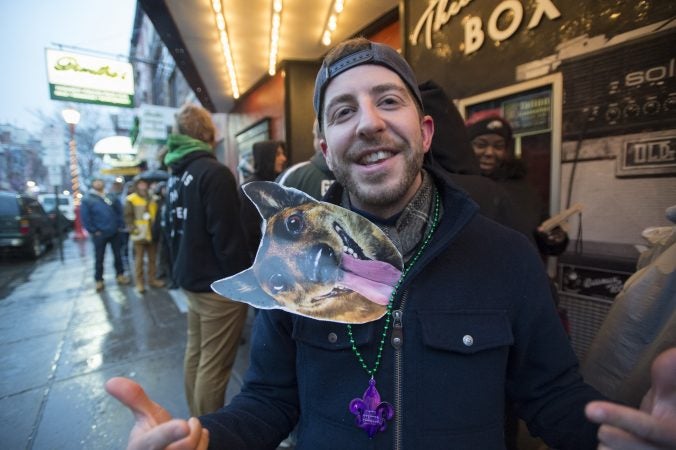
0, 192, 56, 258
38, 193, 75, 227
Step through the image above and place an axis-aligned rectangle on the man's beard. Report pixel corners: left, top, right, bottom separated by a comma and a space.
332, 141, 425, 209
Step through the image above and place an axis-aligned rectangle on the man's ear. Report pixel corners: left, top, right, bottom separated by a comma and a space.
320, 139, 334, 170
421, 115, 434, 155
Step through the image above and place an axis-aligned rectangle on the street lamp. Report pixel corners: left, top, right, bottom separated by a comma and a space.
25, 180, 37, 195
62, 108, 86, 240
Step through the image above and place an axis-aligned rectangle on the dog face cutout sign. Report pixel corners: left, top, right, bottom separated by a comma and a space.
211, 181, 403, 324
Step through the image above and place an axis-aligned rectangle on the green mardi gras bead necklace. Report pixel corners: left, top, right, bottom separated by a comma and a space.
346, 191, 440, 438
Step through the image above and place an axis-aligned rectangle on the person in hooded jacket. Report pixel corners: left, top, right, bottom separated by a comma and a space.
419, 80, 518, 228
163, 103, 251, 417
239, 139, 287, 260
277, 119, 336, 201
466, 112, 568, 256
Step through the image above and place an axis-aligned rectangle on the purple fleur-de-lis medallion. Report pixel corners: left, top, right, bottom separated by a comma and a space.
349, 378, 394, 438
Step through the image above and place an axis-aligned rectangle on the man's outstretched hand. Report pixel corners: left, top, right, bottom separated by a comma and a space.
105, 377, 209, 450
585, 347, 676, 450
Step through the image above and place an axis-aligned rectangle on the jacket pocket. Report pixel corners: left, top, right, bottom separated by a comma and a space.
419, 309, 514, 353
415, 310, 514, 434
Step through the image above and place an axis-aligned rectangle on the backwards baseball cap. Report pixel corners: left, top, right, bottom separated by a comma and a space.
313, 40, 423, 130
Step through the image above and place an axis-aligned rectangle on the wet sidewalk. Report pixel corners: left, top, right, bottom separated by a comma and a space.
0, 236, 253, 449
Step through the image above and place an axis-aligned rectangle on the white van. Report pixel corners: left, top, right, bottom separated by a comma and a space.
38, 194, 75, 224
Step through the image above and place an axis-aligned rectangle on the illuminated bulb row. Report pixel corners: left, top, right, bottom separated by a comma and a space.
321, 0, 344, 46
212, 0, 240, 98
269, 0, 282, 75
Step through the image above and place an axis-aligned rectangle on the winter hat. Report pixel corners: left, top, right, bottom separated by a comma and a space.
466, 111, 512, 142
313, 38, 423, 130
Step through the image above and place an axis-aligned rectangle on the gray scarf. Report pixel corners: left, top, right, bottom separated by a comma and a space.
342, 170, 440, 263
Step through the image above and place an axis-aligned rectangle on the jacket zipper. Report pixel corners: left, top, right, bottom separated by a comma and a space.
392, 289, 409, 450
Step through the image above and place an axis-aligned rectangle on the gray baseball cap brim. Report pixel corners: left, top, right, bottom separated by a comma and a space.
313, 42, 423, 130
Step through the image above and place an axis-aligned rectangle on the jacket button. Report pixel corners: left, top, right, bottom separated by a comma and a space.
462, 335, 474, 346
328, 332, 338, 343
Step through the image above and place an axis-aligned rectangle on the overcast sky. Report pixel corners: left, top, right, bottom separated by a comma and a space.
0, 0, 137, 133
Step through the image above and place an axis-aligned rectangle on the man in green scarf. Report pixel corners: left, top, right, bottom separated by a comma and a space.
163, 104, 251, 417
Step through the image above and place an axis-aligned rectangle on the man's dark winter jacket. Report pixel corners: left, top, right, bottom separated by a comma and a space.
277, 151, 336, 201
200, 165, 604, 450
80, 191, 123, 237
166, 151, 250, 292
491, 159, 548, 246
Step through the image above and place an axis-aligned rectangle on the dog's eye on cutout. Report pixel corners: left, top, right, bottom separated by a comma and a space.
268, 273, 288, 293
285, 213, 304, 235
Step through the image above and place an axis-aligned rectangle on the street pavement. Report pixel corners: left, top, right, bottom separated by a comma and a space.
0, 235, 255, 449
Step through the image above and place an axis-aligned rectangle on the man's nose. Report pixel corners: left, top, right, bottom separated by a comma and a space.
356, 101, 386, 137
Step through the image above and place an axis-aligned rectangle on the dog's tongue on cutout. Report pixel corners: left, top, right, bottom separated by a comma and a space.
338, 255, 401, 305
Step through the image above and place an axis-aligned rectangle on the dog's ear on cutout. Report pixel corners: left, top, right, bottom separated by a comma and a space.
211, 268, 278, 309
243, 181, 317, 220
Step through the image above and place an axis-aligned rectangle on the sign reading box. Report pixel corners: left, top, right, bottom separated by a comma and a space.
616, 136, 676, 177
45, 49, 135, 108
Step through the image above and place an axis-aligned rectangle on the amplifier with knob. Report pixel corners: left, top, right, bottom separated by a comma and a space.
561, 29, 675, 140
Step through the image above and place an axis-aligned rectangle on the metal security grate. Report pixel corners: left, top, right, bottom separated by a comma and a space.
558, 292, 613, 363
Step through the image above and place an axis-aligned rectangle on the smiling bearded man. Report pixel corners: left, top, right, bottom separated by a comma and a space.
315, 43, 432, 219
103, 37, 676, 450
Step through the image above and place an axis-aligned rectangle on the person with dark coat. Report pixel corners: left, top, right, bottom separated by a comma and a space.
466, 113, 568, 255
107, 39, 676, 450
151, 181, 174, 286
277, 119, 335, 200
80, 178, 130, 292
240, 140, 287, 259
108, 177, 131, 272
163, 103, 251, 417
419, 80, 518, 228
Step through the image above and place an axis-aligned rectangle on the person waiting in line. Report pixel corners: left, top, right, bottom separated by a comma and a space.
105, 38, 676, 450
108, 177, 131, 273
277, 119, 336, 200
239, 140, 287, 260
419, 80, 519, 227
163, 103, 251, 417
80, 178, 130, 292
466, 112, 569, 256
125, 177, 165, 293
151, 181, 174, 287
